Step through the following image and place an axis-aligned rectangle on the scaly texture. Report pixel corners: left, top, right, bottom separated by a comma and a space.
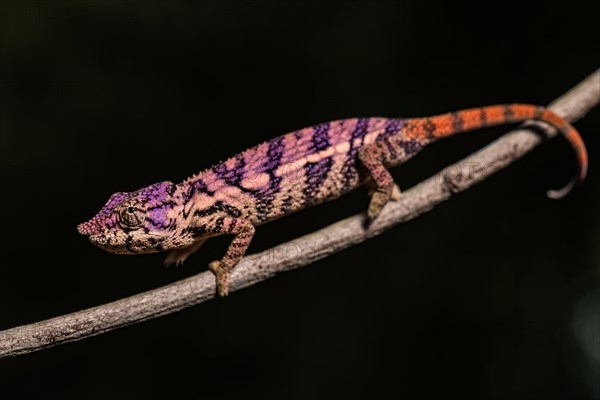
78, 104, 588, 296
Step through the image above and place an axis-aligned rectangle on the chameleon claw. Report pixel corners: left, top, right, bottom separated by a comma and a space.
209, 260, 230, 297
390, 184, 401, 201
163, 252, 185, 268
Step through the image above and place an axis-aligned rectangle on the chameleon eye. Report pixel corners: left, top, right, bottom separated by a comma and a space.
117, 200, 144, 230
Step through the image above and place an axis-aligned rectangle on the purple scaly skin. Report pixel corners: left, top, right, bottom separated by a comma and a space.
78, 105, 588, 296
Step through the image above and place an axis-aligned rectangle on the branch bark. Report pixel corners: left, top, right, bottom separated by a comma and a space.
1, 69, 599, 359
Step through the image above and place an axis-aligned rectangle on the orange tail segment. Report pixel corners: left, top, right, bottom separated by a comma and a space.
409, 104, 587, 199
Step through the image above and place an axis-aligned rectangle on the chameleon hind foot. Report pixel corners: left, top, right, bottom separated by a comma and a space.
209, 260, 231, 297
366, 183, 400, 220
367, 189, 392, 220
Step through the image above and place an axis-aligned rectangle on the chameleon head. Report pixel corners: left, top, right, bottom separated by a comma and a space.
77, 181, 186, 254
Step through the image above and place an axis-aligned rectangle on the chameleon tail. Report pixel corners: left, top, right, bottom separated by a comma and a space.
407, 104, 588, 199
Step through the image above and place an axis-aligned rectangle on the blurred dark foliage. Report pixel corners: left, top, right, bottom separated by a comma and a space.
0, 1, 598, 399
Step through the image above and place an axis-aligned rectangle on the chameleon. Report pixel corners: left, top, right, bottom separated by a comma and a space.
78, 104, 588, 296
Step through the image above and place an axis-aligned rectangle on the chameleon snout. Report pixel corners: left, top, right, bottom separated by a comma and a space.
77, 220, 99, 236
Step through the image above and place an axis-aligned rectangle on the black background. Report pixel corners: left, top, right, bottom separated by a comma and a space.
1, 1, 599, 399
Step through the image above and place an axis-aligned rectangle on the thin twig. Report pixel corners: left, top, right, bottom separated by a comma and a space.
1, 69, 598, 359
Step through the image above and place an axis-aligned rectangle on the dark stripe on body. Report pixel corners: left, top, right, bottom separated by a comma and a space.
451, 112, 463, 133
341, 118, 370, 192
183, 179, 215, 203
194, 200, 241, 218
186, 226, 208, 238
423, 118, 436, 136
213, 155, 251, 192
503, 105, 513, 122
312, 122, 331, 151
379, 119, 404, 159
383, 137, 397, 159
255, 136, 285, 221
303, 157, 334, 205
398, 139, 423, 156
380, 118, 403, 139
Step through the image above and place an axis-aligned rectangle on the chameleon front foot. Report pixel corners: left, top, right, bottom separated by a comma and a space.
209, 260, 231, 297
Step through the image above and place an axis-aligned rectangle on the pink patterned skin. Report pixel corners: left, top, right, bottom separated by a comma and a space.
78, 105, 587, 296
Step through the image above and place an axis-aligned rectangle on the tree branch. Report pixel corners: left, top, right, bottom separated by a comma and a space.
1, 69, 599, 359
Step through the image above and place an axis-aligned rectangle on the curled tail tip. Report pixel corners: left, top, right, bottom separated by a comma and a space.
547, 188, 569, 200
546, 175, 580, 200
546, 130, 587, 200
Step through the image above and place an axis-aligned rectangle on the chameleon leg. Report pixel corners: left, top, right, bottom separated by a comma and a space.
358, 142, 396, 220
163, 237, 208, 267
208, 218, 256, 297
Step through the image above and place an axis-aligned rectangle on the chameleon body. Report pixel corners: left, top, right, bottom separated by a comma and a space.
78, 104, 588, 296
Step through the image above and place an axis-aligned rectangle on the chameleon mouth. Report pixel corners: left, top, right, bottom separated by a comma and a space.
88, 234, 110, 247
78, 221, 116, 250
88, 234, 137, 254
